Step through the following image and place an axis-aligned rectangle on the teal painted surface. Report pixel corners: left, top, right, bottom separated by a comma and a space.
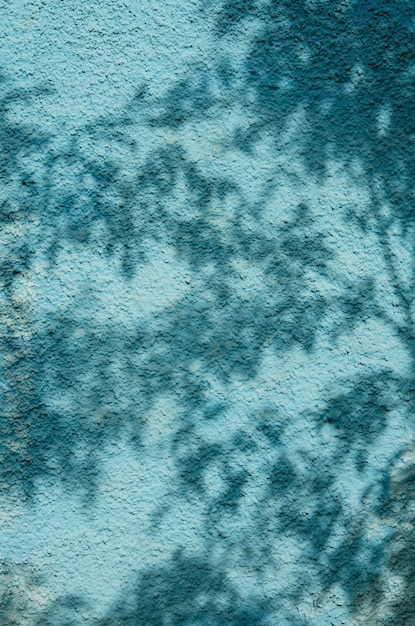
0, 1, 414, 624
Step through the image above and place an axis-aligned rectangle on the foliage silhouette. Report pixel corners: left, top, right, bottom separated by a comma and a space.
1, 0, 415, 622
97, 553, 269, 626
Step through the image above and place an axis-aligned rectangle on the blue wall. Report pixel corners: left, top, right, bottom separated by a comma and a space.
0, 1, 414, 624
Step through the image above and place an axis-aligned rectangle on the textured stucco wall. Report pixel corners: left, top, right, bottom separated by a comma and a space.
0, 1, 414, 624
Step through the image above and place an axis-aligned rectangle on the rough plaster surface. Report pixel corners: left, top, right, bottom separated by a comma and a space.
0, 1, 414, 624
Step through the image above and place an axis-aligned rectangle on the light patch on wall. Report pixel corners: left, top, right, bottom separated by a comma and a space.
377, 104, 392, 137
35, 241, 190, 329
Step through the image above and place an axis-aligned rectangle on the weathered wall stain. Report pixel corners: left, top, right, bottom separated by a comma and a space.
0, 0, 414, 624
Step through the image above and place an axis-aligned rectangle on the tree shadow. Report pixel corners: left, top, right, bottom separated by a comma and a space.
97, 552, 269, 626
1, 0, 415, 622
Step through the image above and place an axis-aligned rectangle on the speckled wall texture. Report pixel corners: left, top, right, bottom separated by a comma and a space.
0, 1, 414, 624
